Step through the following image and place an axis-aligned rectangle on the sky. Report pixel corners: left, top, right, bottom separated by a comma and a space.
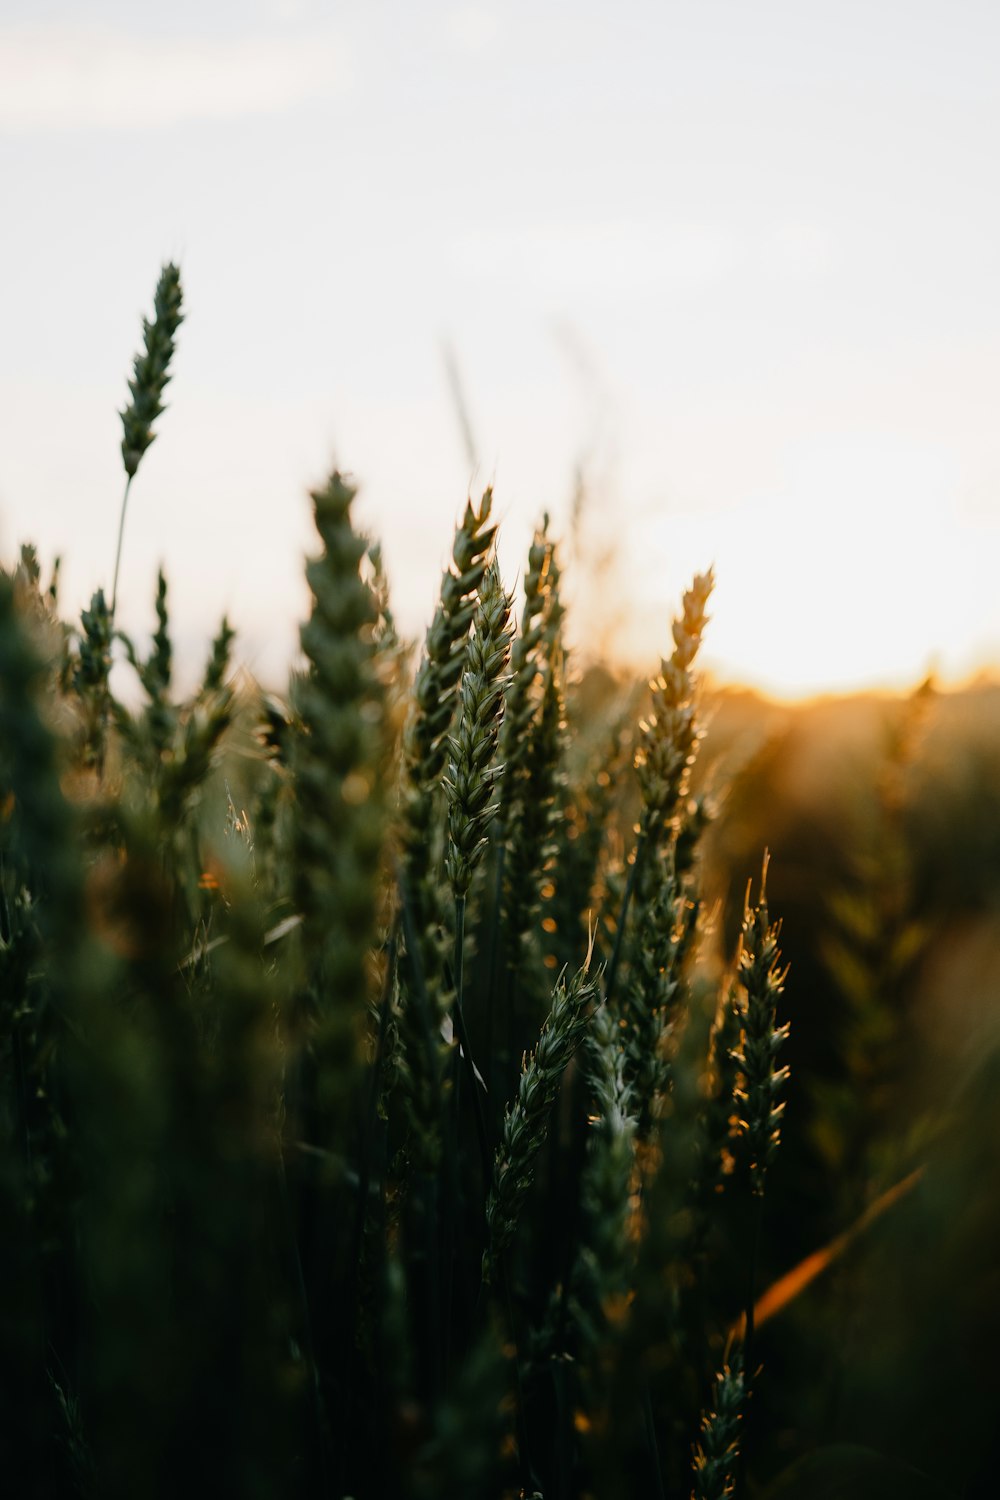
3, 0, 1000, 699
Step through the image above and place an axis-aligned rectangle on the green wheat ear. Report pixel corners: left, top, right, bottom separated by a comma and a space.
120, 263, 184, 481
112, 263, 184, 619
483, 959, 599, 1283
734, 857, 790, 1197
692, 1350, 745, 1500
291, 470, 388, 1144
445, 561, 514, 901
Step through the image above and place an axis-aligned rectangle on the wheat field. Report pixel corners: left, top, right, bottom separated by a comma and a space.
2, 264, 996, 1500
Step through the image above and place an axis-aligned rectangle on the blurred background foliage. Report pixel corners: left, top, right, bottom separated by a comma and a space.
546, 655, 1000, 1494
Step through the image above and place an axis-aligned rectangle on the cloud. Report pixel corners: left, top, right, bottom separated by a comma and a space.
0, 24, 353, 132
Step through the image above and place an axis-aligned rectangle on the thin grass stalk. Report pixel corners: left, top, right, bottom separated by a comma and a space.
109, 476, 132, 623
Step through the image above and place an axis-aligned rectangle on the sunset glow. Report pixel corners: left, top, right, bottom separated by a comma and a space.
4, 2, 1000, 699
619, 433, 990, 700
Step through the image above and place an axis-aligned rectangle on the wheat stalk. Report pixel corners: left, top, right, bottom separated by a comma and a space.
111, 263, 184, 619
291, 470, 387, 1142
692, 1351, 745, 1500
605, 570, 713, 1007
733, 857, 790, 1198
483, 961, 599, 1284
401, 489, 496, 900
635, 569, 714, 844
445, 561, 514, 902
396, 492, 496, 1162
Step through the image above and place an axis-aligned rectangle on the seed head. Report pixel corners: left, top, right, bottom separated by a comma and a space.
733, 858, 790, 1196
120, 263, 184, 480
445, 562, 513, 900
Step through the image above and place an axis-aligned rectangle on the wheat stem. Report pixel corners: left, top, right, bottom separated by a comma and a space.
109, 476, 132, 623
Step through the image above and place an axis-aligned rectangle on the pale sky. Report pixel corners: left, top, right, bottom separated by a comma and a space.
4, 1, 1000, 698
